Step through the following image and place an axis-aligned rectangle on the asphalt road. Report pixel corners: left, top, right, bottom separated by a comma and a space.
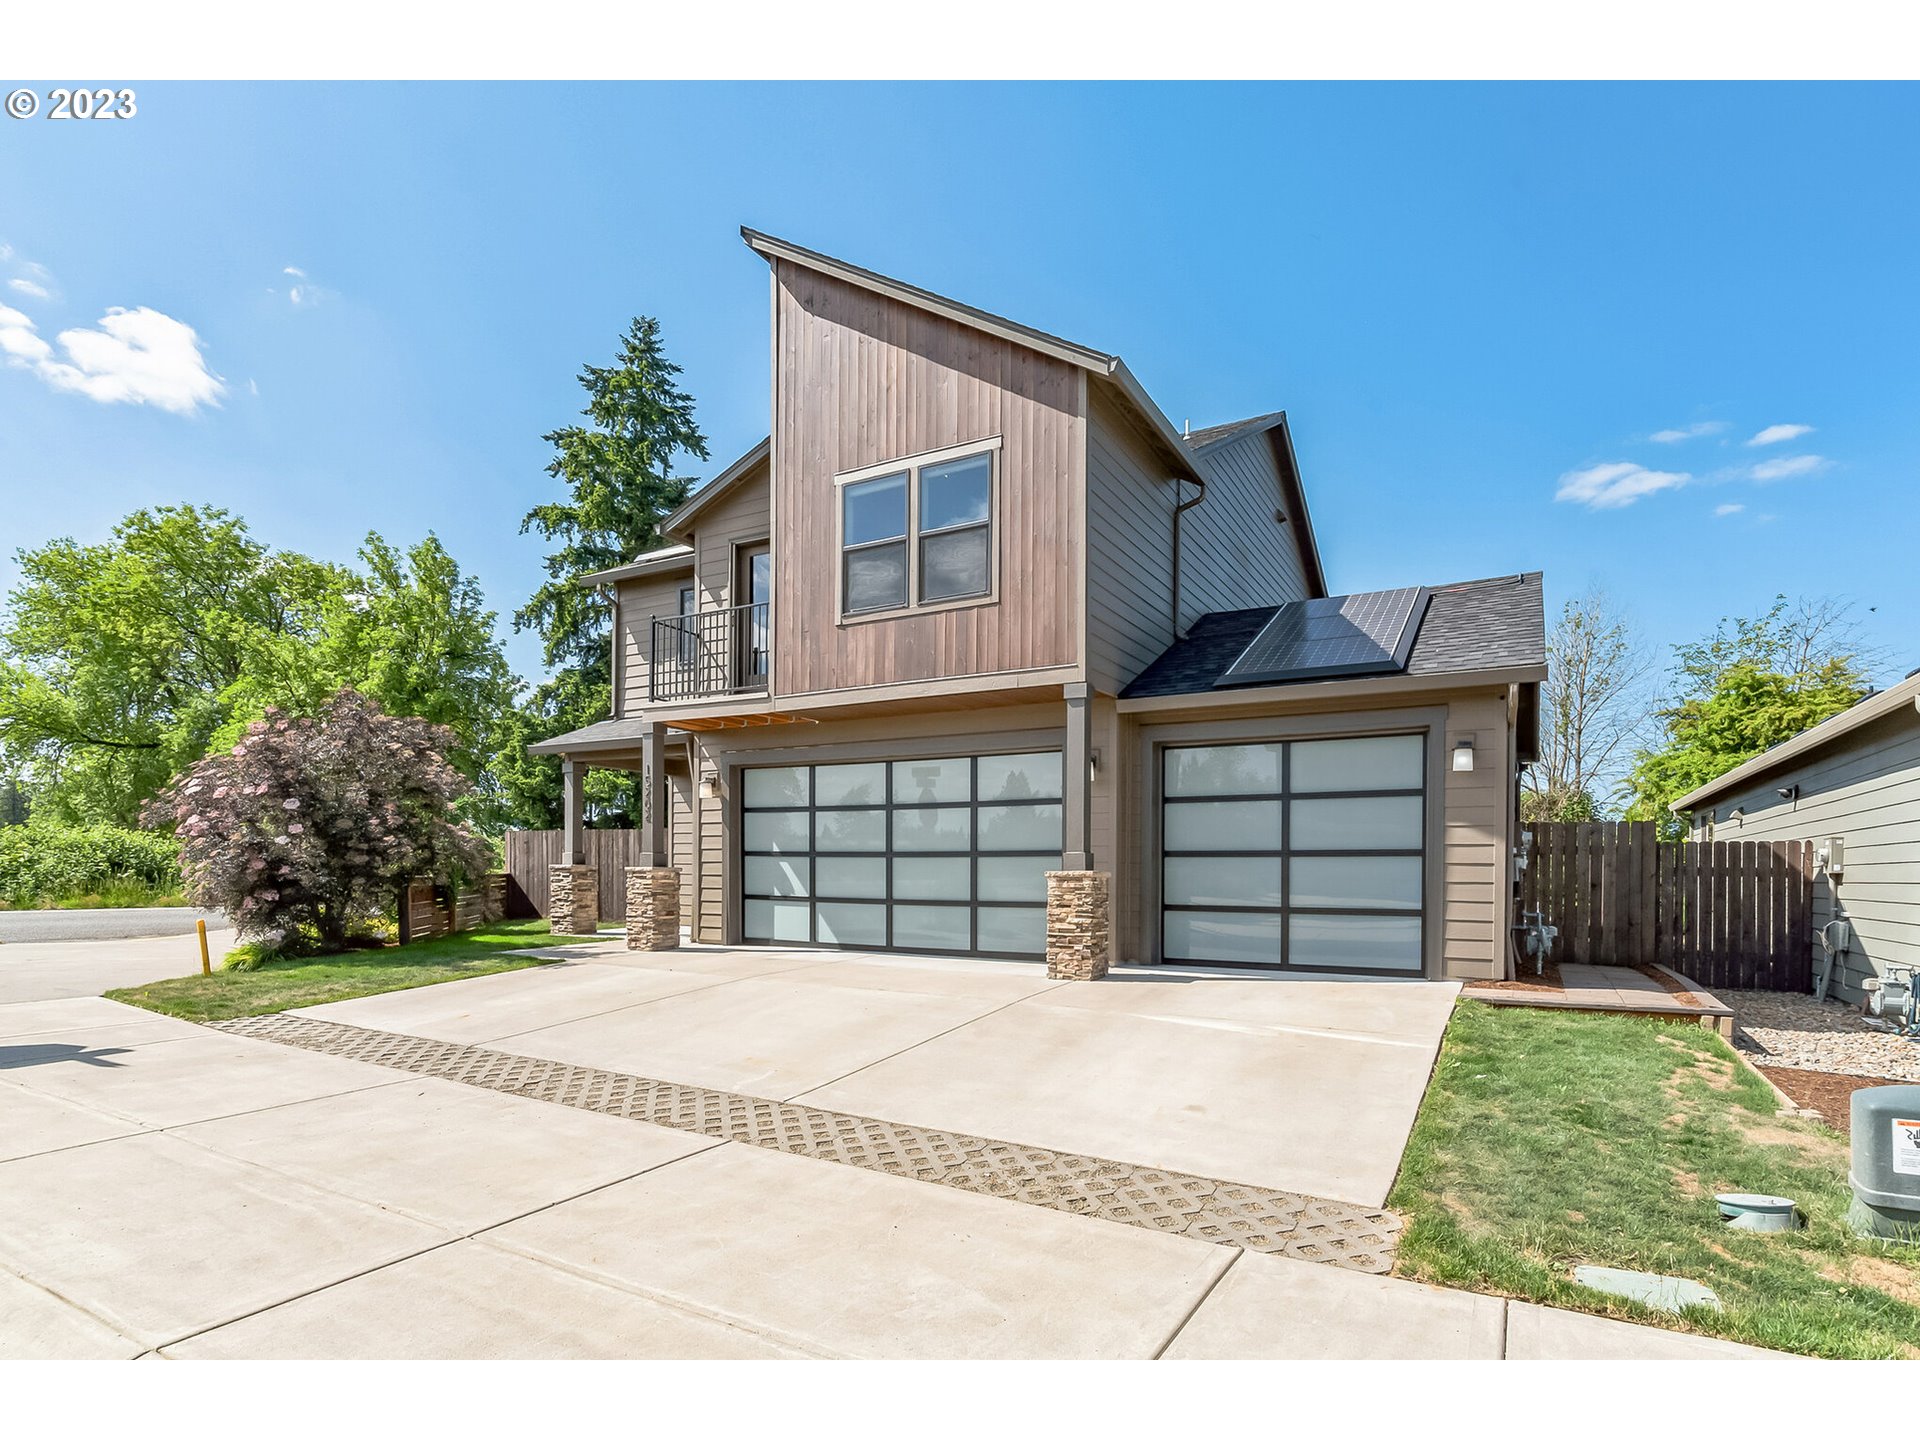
0, 907, 228, 945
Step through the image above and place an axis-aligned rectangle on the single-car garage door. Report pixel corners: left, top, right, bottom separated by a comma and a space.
740, 750, 1063, 958
1160, 732, 1426, 973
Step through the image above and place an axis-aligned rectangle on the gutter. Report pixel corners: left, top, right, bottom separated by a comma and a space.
1117, 663, 1547, 715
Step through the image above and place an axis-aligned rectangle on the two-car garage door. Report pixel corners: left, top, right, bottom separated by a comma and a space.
1160, 733, 1428, 974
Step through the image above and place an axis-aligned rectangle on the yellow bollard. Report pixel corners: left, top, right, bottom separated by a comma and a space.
196, 918, 211, 976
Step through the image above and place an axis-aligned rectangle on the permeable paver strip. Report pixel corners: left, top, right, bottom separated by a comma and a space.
213, 1014, 1401, 1272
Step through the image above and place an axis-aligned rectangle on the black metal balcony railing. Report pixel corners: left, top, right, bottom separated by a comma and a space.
649, 601, 770, 702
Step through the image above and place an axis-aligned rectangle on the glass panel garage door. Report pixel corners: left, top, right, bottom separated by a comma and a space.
1161, 734, 1426, 973
741, 750, 1063, 958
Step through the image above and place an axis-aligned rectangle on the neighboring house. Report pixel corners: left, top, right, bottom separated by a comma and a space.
1673, 670, 1920, 1004
530, 228, 1545, 981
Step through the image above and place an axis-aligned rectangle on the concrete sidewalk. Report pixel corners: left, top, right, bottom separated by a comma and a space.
0, 988, 1789, 1360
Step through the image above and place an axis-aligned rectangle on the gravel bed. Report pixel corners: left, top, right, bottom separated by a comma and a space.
1728, 990, 1920, 1082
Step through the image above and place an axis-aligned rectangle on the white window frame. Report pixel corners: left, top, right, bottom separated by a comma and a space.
834, 436, 1002, 624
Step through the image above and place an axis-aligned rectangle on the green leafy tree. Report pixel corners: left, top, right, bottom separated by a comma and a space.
0, 506, 347, 824
500, 316, 708, 828
1624, 596, 1878, 836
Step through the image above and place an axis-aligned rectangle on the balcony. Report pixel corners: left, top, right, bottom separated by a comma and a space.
650, 601, 771, 702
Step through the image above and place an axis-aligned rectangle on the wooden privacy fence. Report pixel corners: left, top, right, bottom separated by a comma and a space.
398, 872, 507, 945
502, 829, 648, 923
1521, 821, 1814, 992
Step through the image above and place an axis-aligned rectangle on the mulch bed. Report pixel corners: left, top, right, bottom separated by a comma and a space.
1758, 1066, 1908, 1134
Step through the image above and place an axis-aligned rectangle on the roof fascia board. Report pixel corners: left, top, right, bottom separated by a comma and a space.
1119, 662, 1546, 714
1669, 675, 1920, 811
661, 436, 771, 542
575, 549, 696, 588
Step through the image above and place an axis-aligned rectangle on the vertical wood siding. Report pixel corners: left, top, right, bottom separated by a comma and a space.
771, 260, 1082, 695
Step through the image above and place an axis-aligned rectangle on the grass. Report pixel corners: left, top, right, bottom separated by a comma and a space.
0, 878, 188, 911
105, 919, 605, 1024
1390, 1000, 1920, 1358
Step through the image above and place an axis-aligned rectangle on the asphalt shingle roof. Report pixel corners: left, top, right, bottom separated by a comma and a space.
1120, 572, 1544, 699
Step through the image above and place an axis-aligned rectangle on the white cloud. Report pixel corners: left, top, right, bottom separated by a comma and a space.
8, 277, 49, 300
1555, 461, 1690, 510
1714, 503, 1745, 516
1650, 421, 1726, 443
279, 264, 332, 308
0, 305, 225, 415
1750, 454, 1828, 482
1747, 423, 1813, 446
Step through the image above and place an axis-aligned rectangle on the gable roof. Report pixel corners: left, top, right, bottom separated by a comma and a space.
1671, 670, 1920, 812
1121, 571, 1545, 700
660, 436, 769, 543
1186, 410, 1327, 599
742, 227, 1207, 487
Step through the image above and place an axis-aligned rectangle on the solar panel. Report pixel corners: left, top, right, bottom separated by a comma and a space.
1213, 587, 1431, 688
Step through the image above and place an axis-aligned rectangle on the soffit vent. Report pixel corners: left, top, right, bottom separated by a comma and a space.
1213, 586, 1432, 689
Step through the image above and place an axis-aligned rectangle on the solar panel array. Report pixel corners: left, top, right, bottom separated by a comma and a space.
1214, 586, 1431, 688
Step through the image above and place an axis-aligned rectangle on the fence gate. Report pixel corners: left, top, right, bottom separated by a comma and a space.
1521, 821, 1813, 991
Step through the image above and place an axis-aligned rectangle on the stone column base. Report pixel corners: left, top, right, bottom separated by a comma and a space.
1046, 870, 1112, 981
548, 864, 599, 936
625, 867, 682, 951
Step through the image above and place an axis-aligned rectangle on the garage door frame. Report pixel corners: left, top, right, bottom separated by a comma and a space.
1138, 708, 1449, 978
715, 727, 1069, 955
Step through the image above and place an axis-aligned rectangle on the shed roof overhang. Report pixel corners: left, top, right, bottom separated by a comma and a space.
742, 226, 1207, 489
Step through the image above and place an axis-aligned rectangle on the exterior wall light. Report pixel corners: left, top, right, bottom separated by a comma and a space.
699, 776, 721, 801
1452, 738, 1475, 773
1089, 749, 1102, 783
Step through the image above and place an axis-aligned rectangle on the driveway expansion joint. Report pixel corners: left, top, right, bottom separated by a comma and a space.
210, 1013, 1402, 1272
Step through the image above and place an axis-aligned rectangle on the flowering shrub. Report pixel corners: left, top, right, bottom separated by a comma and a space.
145, 689, 493, 953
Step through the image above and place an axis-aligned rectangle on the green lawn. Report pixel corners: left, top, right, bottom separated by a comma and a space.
105, 919, 604, 1024
1391, 1000, 1920, 1359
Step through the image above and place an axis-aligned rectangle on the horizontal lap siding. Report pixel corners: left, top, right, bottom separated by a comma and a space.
1086, 386, 1177, 695
1687, 709, 1920, 1003
694, 459, 771, 610
1180, 431, 1312, 632
617, 572, 694, 716
1442, 694, 1512, 980
772, 261, 1081, 697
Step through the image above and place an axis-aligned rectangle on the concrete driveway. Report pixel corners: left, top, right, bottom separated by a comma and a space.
0, 924, 239, 1004
0, 950, 1782, 1360
291, 943, 1457, 1207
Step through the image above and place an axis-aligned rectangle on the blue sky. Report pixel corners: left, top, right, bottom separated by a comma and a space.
3, 82, 1916, 688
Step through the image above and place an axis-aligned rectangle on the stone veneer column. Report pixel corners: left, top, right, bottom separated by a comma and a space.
625, 867, 681, 951
548, 864, 599, 936
1045, 870, 1112, 981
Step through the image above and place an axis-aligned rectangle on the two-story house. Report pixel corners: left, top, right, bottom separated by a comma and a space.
530, 229, 1545, 982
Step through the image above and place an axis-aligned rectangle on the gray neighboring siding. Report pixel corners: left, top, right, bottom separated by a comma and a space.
1180, 430, 1310, 632
1687, 707, 1920, 1003
1085, 384, 1178, 696
616, 570, 695, 716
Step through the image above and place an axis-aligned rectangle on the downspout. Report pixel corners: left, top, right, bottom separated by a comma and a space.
602, 583, 620, 719
1170, 471, 1206, 640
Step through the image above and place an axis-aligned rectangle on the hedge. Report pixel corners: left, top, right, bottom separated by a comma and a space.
0, 824, 183, 906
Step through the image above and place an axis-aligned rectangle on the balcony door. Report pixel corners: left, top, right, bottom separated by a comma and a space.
736, 544, 771, 688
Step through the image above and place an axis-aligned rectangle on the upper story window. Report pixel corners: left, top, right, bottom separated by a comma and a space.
838, 438, 999, 620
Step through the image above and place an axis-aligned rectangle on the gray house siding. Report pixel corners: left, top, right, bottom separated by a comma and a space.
1181, 430, 1311, 633
1085, 384, 1178, 696
1687, 707, 1920, 1004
